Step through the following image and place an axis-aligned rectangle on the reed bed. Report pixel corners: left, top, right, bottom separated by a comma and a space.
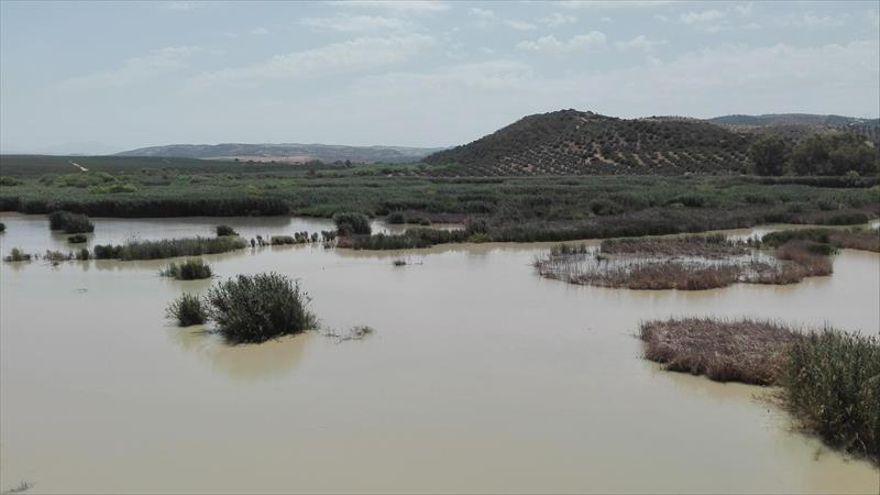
48, 210, 94, 234
166, 293, 207, 326
160, 258, 213, 280
93, 236, 247, 261
762, 227, 880, 253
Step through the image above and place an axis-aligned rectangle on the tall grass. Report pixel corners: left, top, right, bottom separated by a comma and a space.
781, 330, 879, 463
48, 210, 94, 233
216, 224, 237, 236
206, 273, 317, 343
333, 212, 371, 236
165, 293, 207, 326
762, 227, 880, 253
93, 236, 246, 260
67, 234, 88, 244
3, 248, 31, 262
160, 258, 212, 280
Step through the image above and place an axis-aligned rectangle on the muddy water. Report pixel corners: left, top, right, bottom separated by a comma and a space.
1, 214, 878, 494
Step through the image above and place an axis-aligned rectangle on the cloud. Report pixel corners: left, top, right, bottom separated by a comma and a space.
60, 46, 202, 90
159, 1, 202, 11
558, 1, 676, 9
191, 35, 434, 86
615, 35, 667, 52
791, 12, 848, 28
517, 32, 606, 54
680, 9, 725, 25
469, 8, 495, 20
300, 14, 411, 32
250, 27, 269, 35
331, 1, 449, 13
504, 20, 537, 31
540, 13, 578, 27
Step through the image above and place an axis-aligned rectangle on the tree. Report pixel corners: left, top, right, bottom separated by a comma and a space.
748, 135, 788, 176
791, 133, 878, 176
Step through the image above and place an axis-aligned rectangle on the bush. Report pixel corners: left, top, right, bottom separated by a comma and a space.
166, 293, 207, 326
75, 248, 90, 261
216, 225, 237, 236
386, 211, 406, 224
160, 258, 213, 280
68, 234, 88, 244
48, 211, 94, 234
270, 235, 296, 245
781, 330, 879, 463
333, 212, 371, 236
0, 222, 5, 233
206, 273, 317, 343
748, 135, 788, 176
3, 248, 31, 262
93, 236, 246, 260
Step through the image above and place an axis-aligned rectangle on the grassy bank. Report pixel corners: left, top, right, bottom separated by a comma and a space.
639, 318, 879, 463
1, 159, 876, 248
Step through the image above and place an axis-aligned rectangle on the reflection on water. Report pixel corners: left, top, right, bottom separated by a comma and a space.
1, 213, 878, 494
168, 326, 312, 381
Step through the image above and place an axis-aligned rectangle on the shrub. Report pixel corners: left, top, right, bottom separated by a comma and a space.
68, 234, 88, 244
166, 293, 207, 326
748, 135, 788, 176
386, 211, 406, 224
270, 235, 296, 245
205, 273, 317, 343
216, 225, 237, 236
44, 250, 72, 263
781, 330, 879, 463
3, 248, 31, 262
75, 248, 90, 261
48, 211, 94, 234
93, 236, 246, 260
160, 258, 213, 280
0, 222, 5, 233
333, 212, 371, 236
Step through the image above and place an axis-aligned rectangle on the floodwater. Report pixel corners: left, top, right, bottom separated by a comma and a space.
0, 213, 878, 494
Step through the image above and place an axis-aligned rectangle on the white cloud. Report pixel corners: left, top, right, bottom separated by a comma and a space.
517, 32, 606, 54
792, 12, 848, 28
559, 1, 676, 9
540, 13, 578, 27
159, 1, 202, 11
680, 9, 725, 25
300, 14, 410, 32
250, 27, 269, 35
191, 35, 434, 86
615, 35, 667, 52
469, 8, 495, 20
60, 46, 202, 90
331, 1, 449, 13
504, 20, 537, 31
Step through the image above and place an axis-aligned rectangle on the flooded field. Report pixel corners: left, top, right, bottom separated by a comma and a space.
1, 213, 878, 494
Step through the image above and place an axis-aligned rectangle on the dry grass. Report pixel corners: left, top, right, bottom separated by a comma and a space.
762, 227, 880, 253
600, 234, 749, 257
639, 318, 800, 385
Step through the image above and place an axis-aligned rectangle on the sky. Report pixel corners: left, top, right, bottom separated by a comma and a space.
1, 0, 878, 154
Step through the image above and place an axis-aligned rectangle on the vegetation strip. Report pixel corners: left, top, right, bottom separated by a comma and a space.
639, 318, 879, 464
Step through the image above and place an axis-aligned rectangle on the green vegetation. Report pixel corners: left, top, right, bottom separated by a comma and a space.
0, 222, 4, 233
762, 227, 880, 253
791, 134, 878, 176
333, 211, 371, 236
270, 235, 296, 245
216, 224, 237, 236
93, 236, 246, 260
160, 259, 213, 280
48, 210, 94, 233
781, 330, 879, 463
205, 273, 317, 344
748, 135, 788, 176
3, 248, 31, 262
67, 234, 87, 243
166, 293, 207, 327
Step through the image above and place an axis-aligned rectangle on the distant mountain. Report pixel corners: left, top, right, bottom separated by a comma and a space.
423, 109, 752, 176
116, 143, 444, 164
708, 113, 879, 128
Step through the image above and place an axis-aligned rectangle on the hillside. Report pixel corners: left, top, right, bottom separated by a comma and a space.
117, 143, 443, 164
423, 110, 752, 176
708, 113, 879, 128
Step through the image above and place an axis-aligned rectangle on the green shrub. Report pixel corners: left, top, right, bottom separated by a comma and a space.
386, 211, 406, 224
270, 235, 296, 245
93, 236, 246, 260
216, 225, 237, 236
166, 293, 207, 326
68, 234, 88, 243
0, 222, 5, 233
333, 212, 371, 236
781, 330, 879, 462
0, 176, 22, 186
206, 273, 317, 343
160, 258, 213, 280
3, 248, 31, 262
48, 211, 94, 234
75, 248, 90, 261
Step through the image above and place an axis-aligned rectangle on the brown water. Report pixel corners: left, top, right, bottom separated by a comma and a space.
1, 213, 878, 494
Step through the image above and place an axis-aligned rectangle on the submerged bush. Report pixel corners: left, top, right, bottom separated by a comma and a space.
160, 258, 213, 280
3, 248, 31, 262
333, 212, 371, 236
206, 272, 316, 344
782, 330, 879, 463
216, 225, 237, 236
270, 235, 296, 245
0, 222, 5, 233
93, 236, 246, 260
48, 211, 94, 234
67, 234, 88, 244
166, 293, 207, 326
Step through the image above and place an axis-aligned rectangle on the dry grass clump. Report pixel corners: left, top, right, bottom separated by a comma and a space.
639, 318, 800, 384
535, 234, 834, 291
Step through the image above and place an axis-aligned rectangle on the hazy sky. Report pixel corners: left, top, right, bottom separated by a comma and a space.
1, 0, 878, 153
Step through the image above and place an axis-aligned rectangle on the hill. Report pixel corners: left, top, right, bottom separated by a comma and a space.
423, 110, 752, 176
116, 143, 443, 164
708, 113, 879, 128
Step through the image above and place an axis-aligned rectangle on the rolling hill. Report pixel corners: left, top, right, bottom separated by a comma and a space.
116, 143, 444, 164
423, 110, 754, 176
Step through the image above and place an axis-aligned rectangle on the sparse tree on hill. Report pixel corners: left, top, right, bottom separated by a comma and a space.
748, 135, 788, 176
